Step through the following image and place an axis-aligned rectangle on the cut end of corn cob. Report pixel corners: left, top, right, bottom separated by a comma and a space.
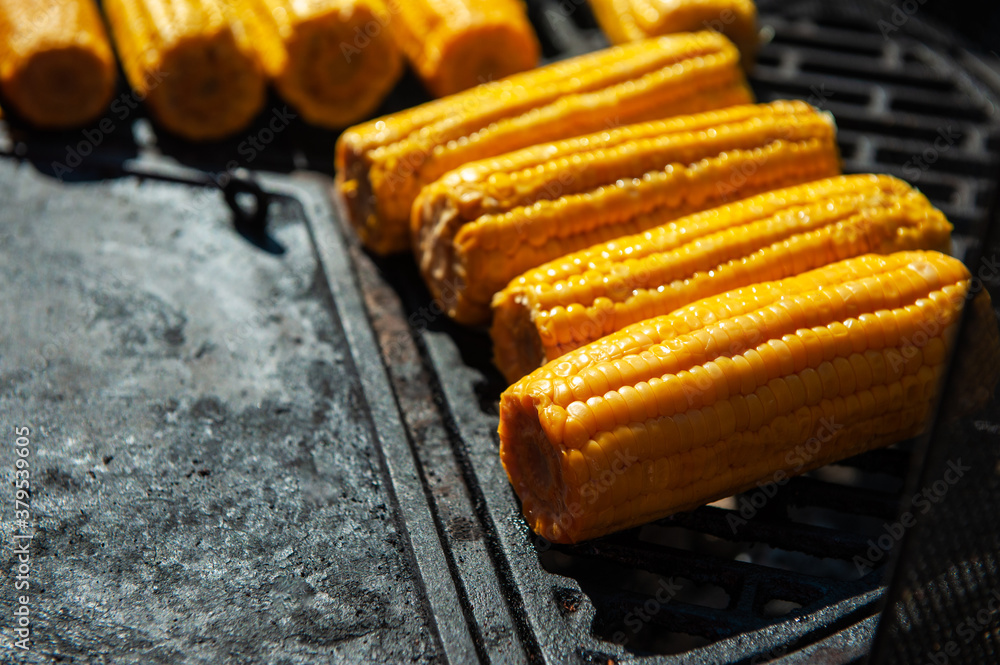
104, 0, 267, 141
413, 100, 841, 326
334, 30, 753, 255
247, 0, 403, 128
393, 0, 540, 98
491, 174, 955, 383
0, 0, 117, 128
588, 0, 648, 44
421, 21, 540, 98
593, 0, 759, 69
499, 251, 999, 543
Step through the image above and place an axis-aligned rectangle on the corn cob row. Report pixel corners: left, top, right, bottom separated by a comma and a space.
590, 0, 758, 68
0, 0, 116, 128
103, 0, 267, 141
242, 0, 403, 128
413, 100, 841, 326
335, 31, 753, 255
500, 251, 999, 544
491, 174, 954, 382
392, 0, 540, 98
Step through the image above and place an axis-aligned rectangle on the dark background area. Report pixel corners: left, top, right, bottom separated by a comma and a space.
921, 0, 1000, 53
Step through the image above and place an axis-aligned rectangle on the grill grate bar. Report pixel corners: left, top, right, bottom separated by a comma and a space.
782, 476, 903, 520
656, 506, 872, 560
590, 590, 751, 640
324, 3, 1000, 663
562, 539, 843, 604
823, 447, 913, 476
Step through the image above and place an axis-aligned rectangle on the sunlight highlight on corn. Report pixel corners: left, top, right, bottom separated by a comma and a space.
491, 174, 954, 382
499, 251, 999, 543
335, 31, 753, 255
414, 100, 840, 325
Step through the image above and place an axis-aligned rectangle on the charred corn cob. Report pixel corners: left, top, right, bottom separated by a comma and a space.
500, 251, 1000, 544
335, 31, 753, 255
590, 0, 758, 68
0, 0, 116, 128
242, 0, 403, 128
491, 174, 954, 383
392, 0, 540, 98
103, 0, 267, 140
414, 100, 840, 326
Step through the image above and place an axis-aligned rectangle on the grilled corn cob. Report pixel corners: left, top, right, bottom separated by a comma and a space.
491, 174, 954, 382
242, 0, 403, 128
414, 100, 840, 326
500, 251, 1000, 544
103, 0, 267, 140
335, 31, 753, 255
0, 0, 116, 128
590, 0, 758, 68
392, 0, 540, 98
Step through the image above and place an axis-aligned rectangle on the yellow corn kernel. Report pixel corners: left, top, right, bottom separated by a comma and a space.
0, 0, 116, 128
335, 31, 753, 255
103, 0, 267, 140
491, 174, 954, 382
499, 251, 1000, 543
414, 100, 840, 325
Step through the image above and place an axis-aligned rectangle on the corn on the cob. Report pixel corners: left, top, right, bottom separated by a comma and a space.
414, 100, 840, 326
0, 0, 116, 128
103, 0, 267, 141
590, 0, 758, 68
500, 251, 1000, 544
391, 0, 540, 98
491, 174, 954, 383
242, 0, 403, 128
335, 31, 753, 255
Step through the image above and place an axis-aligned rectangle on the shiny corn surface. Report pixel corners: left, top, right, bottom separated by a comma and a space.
491, 174, 953, 382
414, 100, 840, 325
335, 31, 753, 255
500, 251, 990, 543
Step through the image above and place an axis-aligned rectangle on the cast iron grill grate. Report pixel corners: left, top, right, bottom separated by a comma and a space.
1, 1, 998, 663
341, 1, 1000, 663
